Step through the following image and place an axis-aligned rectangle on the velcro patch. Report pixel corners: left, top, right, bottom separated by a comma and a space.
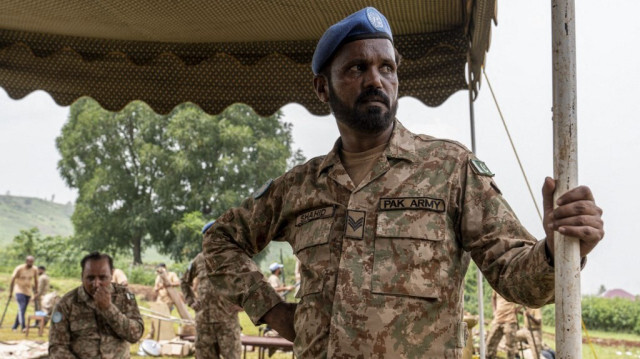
296, 206, 335, 226
345, 210, 366, 239
126, 292, 136, 302
470, 159, 495, 177
379, 197, 445, 212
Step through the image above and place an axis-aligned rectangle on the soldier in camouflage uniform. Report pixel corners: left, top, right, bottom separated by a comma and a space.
182, 252, 242, 359
49, 252, 143, 358
486, 291, 518, 359
201, 7, 604, 359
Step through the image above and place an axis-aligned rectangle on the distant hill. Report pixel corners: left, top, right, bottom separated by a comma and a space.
0, 195, 74, 245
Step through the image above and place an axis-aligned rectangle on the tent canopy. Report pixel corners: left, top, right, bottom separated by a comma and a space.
0, 0, 496, 116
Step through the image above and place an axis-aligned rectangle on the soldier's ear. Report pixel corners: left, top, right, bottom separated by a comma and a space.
313, 75, 329, 103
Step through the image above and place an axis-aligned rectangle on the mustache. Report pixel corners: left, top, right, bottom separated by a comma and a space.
356, 88, 390, 107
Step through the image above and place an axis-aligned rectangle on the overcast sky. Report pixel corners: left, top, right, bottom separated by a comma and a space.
1, 0, 638, 295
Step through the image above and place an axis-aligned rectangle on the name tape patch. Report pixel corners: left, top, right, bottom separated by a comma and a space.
379, 197, 446, 212
296, 206, 335, 226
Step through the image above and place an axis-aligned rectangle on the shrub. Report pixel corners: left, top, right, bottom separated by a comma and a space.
581, 296, 640, 334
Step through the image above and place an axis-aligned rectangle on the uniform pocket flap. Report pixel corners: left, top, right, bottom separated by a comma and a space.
376, 209, 446, 241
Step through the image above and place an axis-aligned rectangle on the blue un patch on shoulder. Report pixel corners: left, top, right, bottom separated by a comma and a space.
52, 311, 63, 324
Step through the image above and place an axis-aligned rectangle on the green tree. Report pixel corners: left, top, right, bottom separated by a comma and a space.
57, 99, 303, 264
463, 262, 494, 317
170, 211, 207, 261
6, 228, 84, 277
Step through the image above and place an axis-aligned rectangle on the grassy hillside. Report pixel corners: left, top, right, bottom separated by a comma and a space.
0, 194, 74, 245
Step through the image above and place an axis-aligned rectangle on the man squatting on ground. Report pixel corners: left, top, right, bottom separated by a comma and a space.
48, 252, 143, 358
182, 250, 242, 359
202, 7, 604, 358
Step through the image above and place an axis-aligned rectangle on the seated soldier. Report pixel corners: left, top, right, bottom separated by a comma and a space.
48, 252, 143, 358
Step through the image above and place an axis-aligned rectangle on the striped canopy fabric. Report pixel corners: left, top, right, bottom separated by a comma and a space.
0, 0, 496, 116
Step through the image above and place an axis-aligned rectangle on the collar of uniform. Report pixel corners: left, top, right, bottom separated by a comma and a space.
77, 285, 94, 308
385, 120, 417, 163
316, 119, 416, 178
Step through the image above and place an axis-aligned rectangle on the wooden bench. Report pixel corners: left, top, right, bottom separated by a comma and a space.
241, 335, 294, 359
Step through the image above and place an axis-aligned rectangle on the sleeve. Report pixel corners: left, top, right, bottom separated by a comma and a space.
180, 261, 197, 305
153, 276, 161, 291
48, 300, 79, 358
202, 178, 286, 324
459, 153, 554, 307
97, 289, 144, 343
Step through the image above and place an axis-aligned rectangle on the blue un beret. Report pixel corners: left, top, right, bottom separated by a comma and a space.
312, 7, 393, 75
202, 220, 216, 234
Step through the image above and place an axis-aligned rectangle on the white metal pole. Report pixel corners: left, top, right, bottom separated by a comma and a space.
467, 62, 485, 359
551, 0, 582, 357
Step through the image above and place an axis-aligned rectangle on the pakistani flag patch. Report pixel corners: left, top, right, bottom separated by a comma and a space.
470, 159, 495, 177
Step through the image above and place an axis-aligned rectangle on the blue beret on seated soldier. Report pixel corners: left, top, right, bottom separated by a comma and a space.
202, 6, 604, 358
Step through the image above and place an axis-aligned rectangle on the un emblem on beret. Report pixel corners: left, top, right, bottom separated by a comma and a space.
366, 8, 384, 30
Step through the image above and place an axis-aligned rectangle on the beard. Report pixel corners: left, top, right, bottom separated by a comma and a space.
328, 83, 398, 134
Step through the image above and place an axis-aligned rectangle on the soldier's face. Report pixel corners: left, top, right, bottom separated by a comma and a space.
82, 258, 112, 297
326, 39, 398, 134
25, 256, 34, 268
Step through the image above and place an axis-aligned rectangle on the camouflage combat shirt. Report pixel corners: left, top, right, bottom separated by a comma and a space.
181, 252, 240, 323
203, 120, 555, 358
49, 283, 144, 359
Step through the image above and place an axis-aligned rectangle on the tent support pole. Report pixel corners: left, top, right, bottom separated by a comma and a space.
551, 0, 582, 357
468, 64, 485, 359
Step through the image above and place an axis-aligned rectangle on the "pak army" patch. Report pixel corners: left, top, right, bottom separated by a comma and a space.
379, 197, 446, 212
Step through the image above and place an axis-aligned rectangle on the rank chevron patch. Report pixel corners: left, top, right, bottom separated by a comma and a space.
345, 210, 365, 239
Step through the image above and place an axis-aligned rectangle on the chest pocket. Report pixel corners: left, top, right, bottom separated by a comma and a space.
293, 210, 333, 298
69, 311, 98, 334
372, 208, 448, 299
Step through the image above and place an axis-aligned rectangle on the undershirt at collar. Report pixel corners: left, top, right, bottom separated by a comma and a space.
339, 142, 387, 187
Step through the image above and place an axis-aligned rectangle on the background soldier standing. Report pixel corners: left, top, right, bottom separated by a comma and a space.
516, 307, 544, 358
267, 262, 294, 300
111, 267, 129, 286
8, 255, 38, 332
49, 252, 143, 358
486, 290, 518, 359
33, 265, 49, 312
153, 263, 180, 312
182, 252, 242, 359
